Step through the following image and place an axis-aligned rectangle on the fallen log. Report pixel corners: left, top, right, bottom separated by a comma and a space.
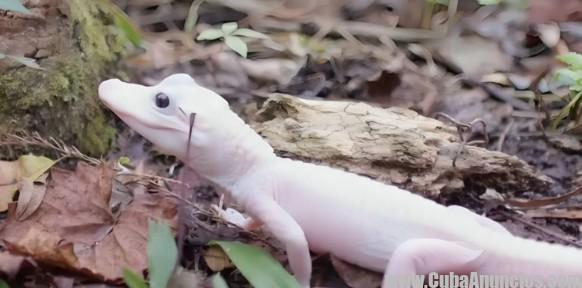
250, 94, 552, 196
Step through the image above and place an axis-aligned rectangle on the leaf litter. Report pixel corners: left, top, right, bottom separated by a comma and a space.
0, 162, 177, 281
0, 154, 56, 213
5, 0, 582, 286
111, 0, 582, 286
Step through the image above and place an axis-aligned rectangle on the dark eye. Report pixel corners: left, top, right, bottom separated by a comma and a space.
155, 93, 170, 108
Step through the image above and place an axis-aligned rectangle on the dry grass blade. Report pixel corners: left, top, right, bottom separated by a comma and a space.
140, 178, 279, 251
525, 209, 582, 220
0, 132, 101, 165
505, 186, 582, 209
499, 211, 582, 248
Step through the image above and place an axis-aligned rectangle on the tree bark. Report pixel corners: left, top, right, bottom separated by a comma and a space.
0, 0, 131, 155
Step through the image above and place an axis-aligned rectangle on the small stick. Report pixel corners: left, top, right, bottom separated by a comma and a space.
176, 113, 197, 263
496, 119, 514, 152
499, 211, 582, 248
434, 113, 489, 167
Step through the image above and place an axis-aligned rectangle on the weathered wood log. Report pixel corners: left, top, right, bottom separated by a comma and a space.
251, 94, 552, 196
0, 0, 132, 155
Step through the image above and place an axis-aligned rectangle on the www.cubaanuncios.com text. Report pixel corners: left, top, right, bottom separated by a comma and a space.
384, 273, 582, 288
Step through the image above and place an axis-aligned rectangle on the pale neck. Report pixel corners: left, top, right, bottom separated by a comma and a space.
187, 114, 277, 191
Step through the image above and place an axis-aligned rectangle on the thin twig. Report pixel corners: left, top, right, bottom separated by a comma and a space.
117, 172, 191, 187
447, 0, 459, 33
496, 119, 514, 152
176, 113, 197, 262
154, 185, 280, 251
0, 132, 101, 165
184, 0, 205, 34
499, 210, 582, 248
434, 113, 489, 167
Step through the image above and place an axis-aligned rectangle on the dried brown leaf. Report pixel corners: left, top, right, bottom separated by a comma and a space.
0, 160, 21, 212
0, 183, 18, 214
0, 251, 25, 279
15, 174, 48, 220
0, 160, 20, 185
167, 266, 205, 288
506, 186, 582, 209
529, 0, 582, 24
203, 245, 233, 272
525, 209, 582, 219
535, 23, 561, 48
330, 255, 382, 288
0, 162, 177, 281
0, 155, 55, 212
431, 35, 512, 76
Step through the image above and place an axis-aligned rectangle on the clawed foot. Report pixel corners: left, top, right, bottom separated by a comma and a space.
211, 204, 250, 228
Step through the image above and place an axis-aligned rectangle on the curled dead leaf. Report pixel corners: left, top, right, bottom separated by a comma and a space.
0, 155, 56, 212
0, 251, 25, 279
535, 23, 561, 49
15, 174, 48, 221
167, 266, 205, 288
203, 245, 233, 272
330, 255, 382, 288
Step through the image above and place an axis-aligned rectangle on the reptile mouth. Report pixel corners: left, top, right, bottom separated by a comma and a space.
117, 111, 184, 131
97, 79, 187, 132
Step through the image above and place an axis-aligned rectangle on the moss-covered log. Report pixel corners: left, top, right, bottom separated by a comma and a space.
0, 0, 131, 155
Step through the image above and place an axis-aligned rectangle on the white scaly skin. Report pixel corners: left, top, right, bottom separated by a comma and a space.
99, 74, 582, 288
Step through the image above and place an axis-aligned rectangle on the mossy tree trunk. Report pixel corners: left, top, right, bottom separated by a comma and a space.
0, 0, 132, 156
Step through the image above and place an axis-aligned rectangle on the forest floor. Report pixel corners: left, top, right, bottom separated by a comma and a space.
2, 0, 582, 287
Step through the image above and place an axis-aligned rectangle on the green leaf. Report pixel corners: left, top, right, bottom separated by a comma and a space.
19, 154, 56, 182
426, 0, 449, 5
221, 22, 238, 35
558, 52, 582, 68
147, 220, 177, 288
0, 0, 30, 14
0, 279, 9, 288
210, 273, 229, 288
478, 0, 501, 5
122, 268, 148, 288
196, 29, 224, 41
224, 36, 247, 58
232, 28, 268, 39
550, 91, 582, 130
553, 68, 581, 87
109, 4, 142, 47
209, 241, 301, 288
118, 156, 131, 167
6, 55, 43, 70
184, 0, 206, 33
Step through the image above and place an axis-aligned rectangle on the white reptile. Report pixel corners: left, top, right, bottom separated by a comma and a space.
98, 74, 582, 288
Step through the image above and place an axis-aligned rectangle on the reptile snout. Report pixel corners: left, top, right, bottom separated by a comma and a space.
98, 79, 122, 105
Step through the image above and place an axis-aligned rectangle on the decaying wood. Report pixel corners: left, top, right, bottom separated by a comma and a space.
251, 94, 552, 196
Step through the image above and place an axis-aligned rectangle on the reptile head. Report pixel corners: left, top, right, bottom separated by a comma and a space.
98, 73, 231, 157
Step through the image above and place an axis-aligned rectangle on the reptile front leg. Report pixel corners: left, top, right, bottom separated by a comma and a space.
246, 196, 312, 288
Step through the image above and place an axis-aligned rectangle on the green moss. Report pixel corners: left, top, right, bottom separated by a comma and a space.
67, 0, 129, 67
78, 112, 117, 157
0, 0, 130, 156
